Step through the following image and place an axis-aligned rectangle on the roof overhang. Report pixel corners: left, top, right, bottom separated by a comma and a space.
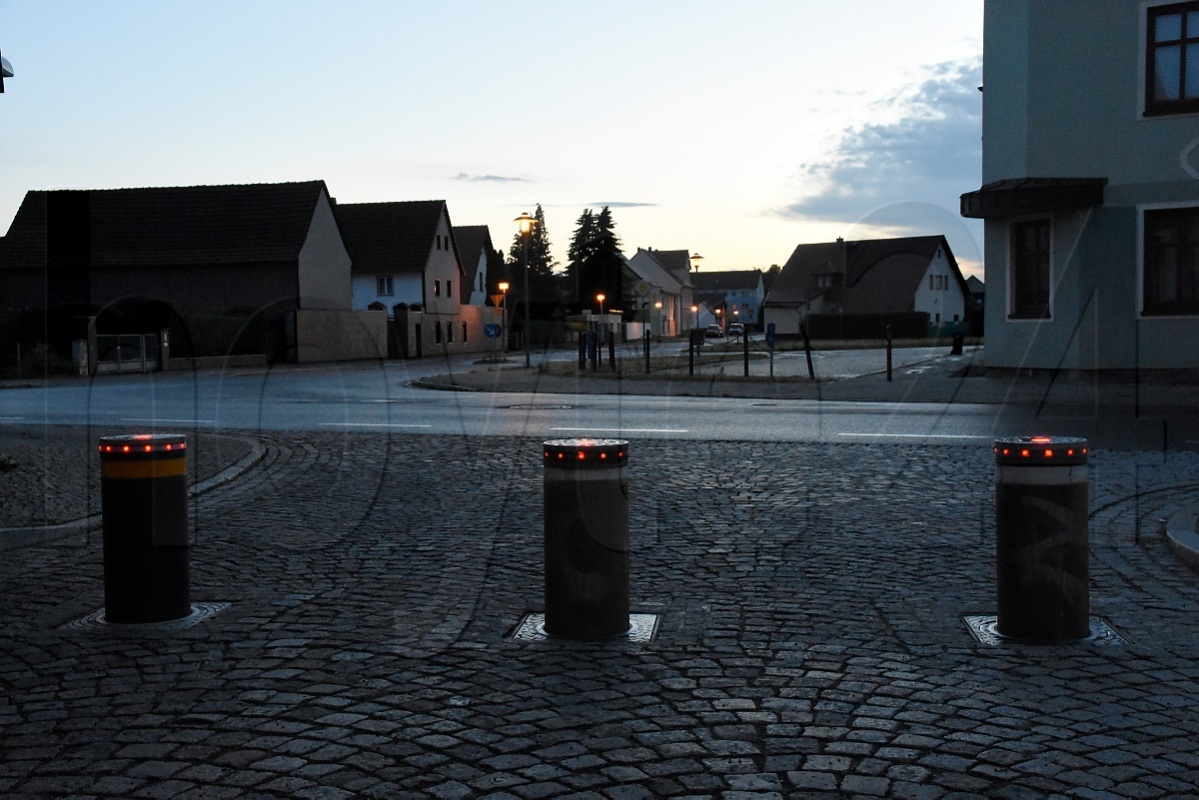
960, 177, 1106, 220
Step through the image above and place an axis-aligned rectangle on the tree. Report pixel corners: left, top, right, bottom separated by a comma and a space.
507, 204, 559, 307
568, 205, 624, 313
762, 264, 782, 294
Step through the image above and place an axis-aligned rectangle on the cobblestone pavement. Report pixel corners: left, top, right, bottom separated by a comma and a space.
2, 431, 1199, 799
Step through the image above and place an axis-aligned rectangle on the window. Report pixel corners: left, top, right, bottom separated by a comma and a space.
447, 280, 452, 299
376, 275, 393, 296
462, 322, 468, 342
446, 321, 453, 343
1143, 206, 1199, 315
434, 279, 441, 297
434, 322, 442, 344
1146, 2, 1199, 116
1010, 219, 1051, 319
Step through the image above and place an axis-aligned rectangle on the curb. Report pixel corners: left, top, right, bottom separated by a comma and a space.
0, 435, 268, 552
1165, 505, 1199, 573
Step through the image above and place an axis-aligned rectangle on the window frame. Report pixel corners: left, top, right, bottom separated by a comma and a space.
376, 275, 394, 297
1140, 202, 1199, 317
1145, 0, 1199, 117
1008, 218, 1053, 321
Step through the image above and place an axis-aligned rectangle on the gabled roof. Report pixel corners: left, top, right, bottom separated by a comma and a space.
452, 224, 494, 300
634, 248, 693, 286
766, 235, 958, 314
0, 181, 331, 269
337, 200, 456, 275
691, 269, 763, 292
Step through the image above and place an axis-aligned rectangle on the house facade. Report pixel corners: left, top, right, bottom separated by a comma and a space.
763, 235, 969, 337
962, 0, 1199, 370
338, 200, 500, 357
691, 270, 765, 329
453, 225, 499, 307
625, 248, 697, 337
0, 181, 376, 363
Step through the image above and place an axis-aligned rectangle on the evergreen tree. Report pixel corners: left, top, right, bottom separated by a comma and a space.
568, 205, 624, 313
507, 204, 559, 307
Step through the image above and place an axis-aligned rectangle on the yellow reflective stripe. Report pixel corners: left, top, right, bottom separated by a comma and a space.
101, 458, 186, 480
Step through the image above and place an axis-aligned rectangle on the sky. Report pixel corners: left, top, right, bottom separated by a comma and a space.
0, 1, 985, 278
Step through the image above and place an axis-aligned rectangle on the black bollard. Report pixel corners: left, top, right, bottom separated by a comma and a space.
542, 439, 630, 639
994, 436, 1090, 641
99, 433, 190, 623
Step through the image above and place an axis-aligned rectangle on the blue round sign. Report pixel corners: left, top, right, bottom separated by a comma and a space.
484, 323, 502, 338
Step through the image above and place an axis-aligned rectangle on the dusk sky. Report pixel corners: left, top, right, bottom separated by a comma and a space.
0, 1, 985, 277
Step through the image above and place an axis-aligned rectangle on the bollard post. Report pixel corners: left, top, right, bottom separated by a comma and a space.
98, 433, 190, 623
885, 324, 893, 382
644, 328, 651, 374
578, 331, 586, 369
542, 439, 630, 639
993, 436, 1090, 641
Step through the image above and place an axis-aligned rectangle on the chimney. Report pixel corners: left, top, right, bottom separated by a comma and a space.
837, 237, 848, 276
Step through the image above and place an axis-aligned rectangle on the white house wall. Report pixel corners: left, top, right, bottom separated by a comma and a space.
914, 249, 967, 325
297, 189, 353, 310
425, 212, 463, 316
352, 273, 423, 314
467, 252, 488, 306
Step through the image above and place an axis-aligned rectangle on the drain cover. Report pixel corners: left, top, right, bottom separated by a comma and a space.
963, 615, 1127, 646
505, 404, 575, 410
63, 602, 232, 631
511, 613, 659, 642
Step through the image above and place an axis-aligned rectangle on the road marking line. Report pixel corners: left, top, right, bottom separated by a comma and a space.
318, 422, 432, 428
122, 418, 215, 425
838, 432, 989, 441
550, 426, 690, 434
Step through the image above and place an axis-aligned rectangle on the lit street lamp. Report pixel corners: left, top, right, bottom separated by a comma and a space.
596, 292, 606, 316
514, 212, 536, 368
498, 281, 510, 352
689, 252, 704, 273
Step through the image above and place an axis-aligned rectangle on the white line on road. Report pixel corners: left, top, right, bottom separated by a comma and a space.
318, 422, 432, 428
838, 432, 990, 441
550, 427, 690, 434
122, 418, 215, 425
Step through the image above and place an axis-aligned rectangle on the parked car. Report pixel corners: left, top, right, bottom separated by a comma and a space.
704, 324, 725, 339
728, 322, 745, 337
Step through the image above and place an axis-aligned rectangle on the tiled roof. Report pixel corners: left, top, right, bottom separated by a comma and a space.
0, 181, 331, 269
766, 235, 952, 313
337, 201, 450, 275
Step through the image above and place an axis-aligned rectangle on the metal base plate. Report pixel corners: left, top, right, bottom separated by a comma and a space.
511, 612, 660, 642
62, 601, 231, 631
963, 614, 1128, 646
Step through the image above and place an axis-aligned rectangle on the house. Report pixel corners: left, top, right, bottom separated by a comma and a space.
961, 1, 1199, 370
336, 200, 501, 357
453, 225, 500, 306
0, 180, 377, 365
625, 248, 697, 336
690, 270, 765, 330
763, 235, 970, 337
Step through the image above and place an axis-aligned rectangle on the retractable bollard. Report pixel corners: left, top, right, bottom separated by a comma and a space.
994, 437, 1089, 641
99, 434, 190, 623
543, 439, 630, 639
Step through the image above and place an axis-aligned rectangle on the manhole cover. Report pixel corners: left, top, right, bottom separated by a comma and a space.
963, 615, 1127, 646
511, 613, 659, 642
62, 601, 232, 631
505, 404, 575, 410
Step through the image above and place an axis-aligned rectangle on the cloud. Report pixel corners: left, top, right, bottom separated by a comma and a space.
453, 172, 530, 183
779, 57, 982, 225
587, 201, 659, 209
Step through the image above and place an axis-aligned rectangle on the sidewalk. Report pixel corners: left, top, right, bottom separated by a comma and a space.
2, 359, 1199, 798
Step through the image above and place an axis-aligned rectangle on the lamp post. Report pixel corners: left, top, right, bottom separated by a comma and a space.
689, 252, 703, 273
691, 304, 699, 330
654, 300, 663, 338
596, 292, 606, 316
514, 212, 536, 368
498, 281, 510, 353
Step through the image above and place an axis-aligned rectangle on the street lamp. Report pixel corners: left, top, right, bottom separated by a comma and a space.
498, 281, 510, 352
514, 212, 536, 368
691, 304, 698, 329
1, 50, 13, 93
689, 252, 704, 273
596, 292, 606, 315
654, 300, 663, 338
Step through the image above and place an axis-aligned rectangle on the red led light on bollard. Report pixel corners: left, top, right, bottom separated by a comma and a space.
994, 436, 1087, 466
543, 438, 627, 469
99, 434, 186, 456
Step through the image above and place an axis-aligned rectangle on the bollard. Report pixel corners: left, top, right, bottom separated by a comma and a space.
994, 436, 1090, 641
99, 433, 190, 623
542, 439, 630, 639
